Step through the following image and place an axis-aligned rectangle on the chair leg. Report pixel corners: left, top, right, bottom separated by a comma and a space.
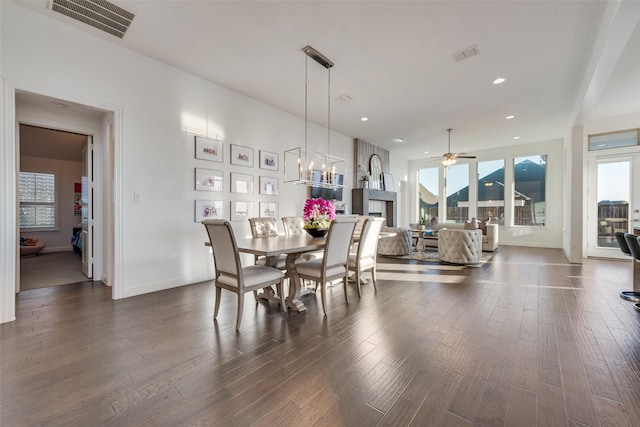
320, 282, 328, 315
343, 276, 350, 304
214, 287, 222, 319
253, 290, 259, 302
355, 269, 362, 298
371, 267, 378, 291
236, 293, 244, 331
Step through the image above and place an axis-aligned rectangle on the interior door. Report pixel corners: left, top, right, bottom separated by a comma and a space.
587, 154, 640, 258
81, 137, 93, 278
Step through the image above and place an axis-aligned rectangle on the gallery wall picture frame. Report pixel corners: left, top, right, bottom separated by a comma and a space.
195, 200, 224, 222
230, 144, 254, 167
195, 168, 223, 192
195, 136, 223, 163
231, 201, 253, 221
231, 172, 254, 194
259, 202, 278, 219
259, 176, 279, 195
259, 150, 279, 171
383, 172, 395, 192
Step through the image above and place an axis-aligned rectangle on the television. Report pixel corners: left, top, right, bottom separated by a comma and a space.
310, 170, 344, 201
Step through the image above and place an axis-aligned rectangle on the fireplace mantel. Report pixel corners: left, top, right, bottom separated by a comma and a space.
351, 188, 397, 227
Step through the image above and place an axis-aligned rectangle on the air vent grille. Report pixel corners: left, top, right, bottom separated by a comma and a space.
49, 0, 134, 39
451, 45, 479, 62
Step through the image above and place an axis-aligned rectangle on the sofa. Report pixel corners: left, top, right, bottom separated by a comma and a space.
436, 221, 498, 252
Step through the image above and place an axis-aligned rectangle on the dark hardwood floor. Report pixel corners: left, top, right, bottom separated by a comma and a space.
1, 246, 639, 426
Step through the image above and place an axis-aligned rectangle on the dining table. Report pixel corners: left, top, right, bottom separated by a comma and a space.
206, 229, 397, 312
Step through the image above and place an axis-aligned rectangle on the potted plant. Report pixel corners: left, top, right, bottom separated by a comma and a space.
418, 216, 426, 230
303, 198, 335, 237
362, 173, 371, 189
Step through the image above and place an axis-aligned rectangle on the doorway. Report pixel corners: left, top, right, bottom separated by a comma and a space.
15, 91, 106, 293
18, 125, 92, 290
586, 153, 640, 258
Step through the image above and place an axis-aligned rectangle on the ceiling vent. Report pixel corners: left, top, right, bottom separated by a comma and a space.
49, 0, 135, 39
451, 45, 479, 62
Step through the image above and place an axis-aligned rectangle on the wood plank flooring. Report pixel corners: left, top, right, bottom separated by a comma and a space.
1, 246, 639, 426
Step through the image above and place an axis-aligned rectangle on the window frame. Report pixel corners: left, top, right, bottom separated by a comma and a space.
19, 170, 59, 232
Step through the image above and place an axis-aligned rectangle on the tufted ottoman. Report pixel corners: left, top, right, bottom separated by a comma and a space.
377, 226, 412, 256
438, 228, 482, 264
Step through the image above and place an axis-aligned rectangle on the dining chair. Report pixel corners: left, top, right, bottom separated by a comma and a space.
248, 217, 286, 269
348, 217, 384, 297
281, 216, 324, 262
281, 216, 306, 236
292, 217, 357, 314
203, 219, 285, 330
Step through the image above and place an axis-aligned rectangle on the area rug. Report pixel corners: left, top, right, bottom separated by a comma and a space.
386, 249, 495, 267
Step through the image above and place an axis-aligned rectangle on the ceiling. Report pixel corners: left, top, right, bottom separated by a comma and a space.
19, 124, 87, 162
15, 1, 640, 160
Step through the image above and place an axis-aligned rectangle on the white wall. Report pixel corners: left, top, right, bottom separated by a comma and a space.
19, 155, 82, 251
0, 1, 353, 318
389, 153, 411, 227
407, 139, 565, 249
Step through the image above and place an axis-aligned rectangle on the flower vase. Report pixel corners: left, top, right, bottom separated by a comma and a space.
304, 227, 328, 238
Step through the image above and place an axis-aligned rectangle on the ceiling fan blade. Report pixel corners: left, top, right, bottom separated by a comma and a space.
456, 155, 476, 159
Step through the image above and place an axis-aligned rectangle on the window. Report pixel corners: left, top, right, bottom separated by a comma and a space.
513, 155, 546, 226
477, 159, 505, 225
418, 167, 439, 221
445, 163, 469, 223
19, 172, 56, 229
589, 129, 638, 151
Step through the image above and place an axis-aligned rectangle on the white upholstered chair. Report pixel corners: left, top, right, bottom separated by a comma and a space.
203, 219, 285, 330
281, 216, 324, 263
248, 217, 286, 269
348, 217, 384, 297
292, 217, 357, 314
438, 228, 482, 264
281, 216, 306, 235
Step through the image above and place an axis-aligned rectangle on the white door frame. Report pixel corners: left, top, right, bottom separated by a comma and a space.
586, 150, 640, 258
1, 79, 124, 324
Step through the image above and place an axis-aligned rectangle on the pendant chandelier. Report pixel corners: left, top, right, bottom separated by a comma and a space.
284, 45, 347, 189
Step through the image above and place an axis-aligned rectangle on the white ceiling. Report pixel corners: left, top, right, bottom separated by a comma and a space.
14, 0, 640, 160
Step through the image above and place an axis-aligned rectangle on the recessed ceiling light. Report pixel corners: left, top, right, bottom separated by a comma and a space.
51, 102, 69, 109
423, 151, 429, 154
505, 115, 515, 120
360, 117, 368, 122
513, 136, 521, 140
393, 138, 405, 143
492, 77, 506, 85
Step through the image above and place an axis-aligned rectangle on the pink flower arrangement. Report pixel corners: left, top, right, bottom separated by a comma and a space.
303, 198, 335, 229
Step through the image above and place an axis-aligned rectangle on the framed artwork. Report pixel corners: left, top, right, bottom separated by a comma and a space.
259, 202, 278, 218
195, 168, 223, 192
73, 182, 81, 215
259, 150, 279, 171
259, 176, 279, 195
195, 136, 223, 163
230, 144, 254, 167
231, 201, 253, 221
383, 172, 395, 192
231, 173, 254, 194
194, 200, 224, 222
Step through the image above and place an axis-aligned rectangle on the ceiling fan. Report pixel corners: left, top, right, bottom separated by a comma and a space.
441, 128, 476, 166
